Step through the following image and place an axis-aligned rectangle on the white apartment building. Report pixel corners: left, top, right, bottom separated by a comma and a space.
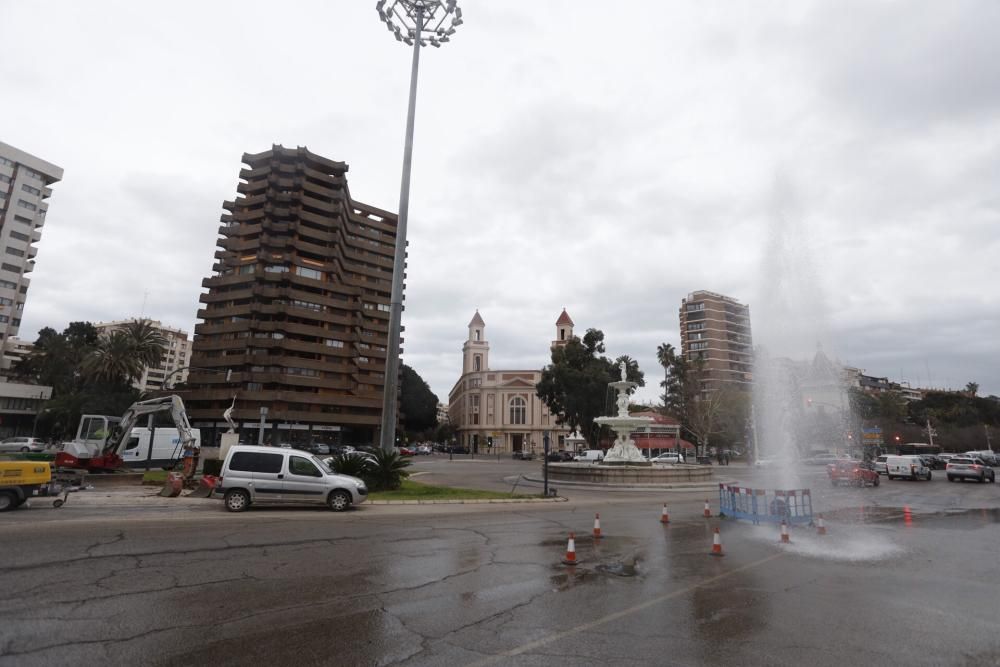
95, 319, 192, 392
0, 142, 62, 370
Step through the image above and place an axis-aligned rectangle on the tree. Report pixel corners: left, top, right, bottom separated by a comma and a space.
400, 364, 439, 436
965, 382, 979, 397
537, 329, 643, 447
656, 342, 679, 411
81, 331, 145, 385
121, 318, 168, 369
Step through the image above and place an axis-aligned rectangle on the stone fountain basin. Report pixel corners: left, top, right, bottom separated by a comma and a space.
545, 462, 713, 485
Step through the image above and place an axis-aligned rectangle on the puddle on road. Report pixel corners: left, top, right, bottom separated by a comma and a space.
595, 560, 640, 577
823, 506, 1000, 527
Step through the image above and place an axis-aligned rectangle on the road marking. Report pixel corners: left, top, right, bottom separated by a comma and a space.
469, 551, 786, 665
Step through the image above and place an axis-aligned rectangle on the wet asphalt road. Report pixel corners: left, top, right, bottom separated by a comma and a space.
2, 460, 999, 666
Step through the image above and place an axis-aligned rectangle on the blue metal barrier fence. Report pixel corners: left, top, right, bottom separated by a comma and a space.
718, 483, 813, 525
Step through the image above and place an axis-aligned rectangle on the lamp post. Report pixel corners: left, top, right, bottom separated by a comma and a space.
375, 0, 462, 452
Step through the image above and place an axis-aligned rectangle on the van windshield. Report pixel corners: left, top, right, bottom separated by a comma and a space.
312, 455, 333, 474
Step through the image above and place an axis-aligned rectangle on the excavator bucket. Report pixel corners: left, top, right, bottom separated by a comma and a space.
186, 474, 218, 499
158, 472, 184, 497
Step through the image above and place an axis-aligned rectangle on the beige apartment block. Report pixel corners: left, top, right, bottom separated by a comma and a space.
0, 142, 62, 366
95, 319, 191, 392
679, 290, 753, 393
448, 310, 573, 455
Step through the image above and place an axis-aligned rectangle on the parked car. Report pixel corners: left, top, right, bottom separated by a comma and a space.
649, 452, 685, 464
946, 457, 996, 483
964, 450, 998, 466
0, 437, 48, 453
446, 445, 470, 455
803, 453, 841, 466
827, 460, 880, 487
415, 445, 432, 455
217, 445, 367, 512
399, 446, 415, 456
873, 455, 889, 475
886, 455, 932, 481
512, 450, 534, 461
920, 455, 947, 470
573, 450, 605, 463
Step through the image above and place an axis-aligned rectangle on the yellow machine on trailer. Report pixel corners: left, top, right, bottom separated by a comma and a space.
0, 461, 70, 511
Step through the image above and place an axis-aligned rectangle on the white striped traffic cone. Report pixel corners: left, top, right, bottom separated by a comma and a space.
593, 513, 602, 539
562, 532, 578, 565
710, 527, 724, 556
780, 520, 791, 543
703, 500, 712, 518
660, 503, 670, 524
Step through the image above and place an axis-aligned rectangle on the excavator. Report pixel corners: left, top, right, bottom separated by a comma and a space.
55, 395, 201, 481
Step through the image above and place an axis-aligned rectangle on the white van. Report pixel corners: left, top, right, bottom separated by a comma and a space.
120, 427, 202, 469
886, 455, 932, 481
216, 445, 368, 512
573, 450, 605, 463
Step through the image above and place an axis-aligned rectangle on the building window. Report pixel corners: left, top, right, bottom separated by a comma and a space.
475, 330, 480, 341
691, 341, 709, 351
4, 248, 23, 258
0, 175, 9, 184
2, 262, 23, 273
237, 264, 256, 274
0, 280, 16, 290
509, 397, 526, 425
295, 266, 322, 280
560, 328, 566, 340
474, 355, 481, 372
9, 231, 30, 242
17, 200, 36, 211
264, 264, 288, 273
326, 339, 344, 348
21, 184, 41, 196
686, 302, 705, 312
687, 322, 705, 331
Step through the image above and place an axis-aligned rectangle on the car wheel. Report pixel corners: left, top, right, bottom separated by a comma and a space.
873, 475, 880, 487
19, 446, 29, 452
979, 474, 986, 484
327, 490, 351, 512
0, 491, 16, 512
926, 471, 932, 481
948, 476, 955, 482
224, 489, 250, 512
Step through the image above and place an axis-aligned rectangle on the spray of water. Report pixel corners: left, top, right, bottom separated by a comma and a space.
752, 171, 855, 490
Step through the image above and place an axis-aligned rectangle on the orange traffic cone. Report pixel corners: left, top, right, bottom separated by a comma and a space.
780, 520, 791, 543
562, 532, 578, 565
660, 503, 670, 524
703, 500, 712, 518
816, 514, 827, 536
593, 513, 602, 539
710, 527, 724, 556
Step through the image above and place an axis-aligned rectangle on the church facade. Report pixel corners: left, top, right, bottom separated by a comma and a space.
447, 310, 575, 455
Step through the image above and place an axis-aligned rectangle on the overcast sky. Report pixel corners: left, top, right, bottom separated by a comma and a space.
2, 1, 998, 404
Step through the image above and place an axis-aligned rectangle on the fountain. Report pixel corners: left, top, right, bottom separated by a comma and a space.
537, 360, 717, 488
595, 361, 653, 464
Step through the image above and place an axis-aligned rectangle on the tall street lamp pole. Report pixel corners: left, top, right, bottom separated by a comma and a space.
376, 0, 462, 451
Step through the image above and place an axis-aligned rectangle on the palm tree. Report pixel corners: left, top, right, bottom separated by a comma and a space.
81, 331, 144, 385
656, 343, 676, 410
122, 319, 168, 369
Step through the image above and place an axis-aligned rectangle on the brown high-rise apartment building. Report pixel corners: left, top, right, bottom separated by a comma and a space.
679, 290, 753, 392
183, 146, 399, 447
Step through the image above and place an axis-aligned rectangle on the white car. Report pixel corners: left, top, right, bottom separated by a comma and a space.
649, 452, 685, 464
0, 437, 47, 453
873, 455, 889, 475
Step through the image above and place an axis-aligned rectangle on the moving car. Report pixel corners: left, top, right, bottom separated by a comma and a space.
218, 445, 367, 512
827, 459, 880, 487
415, 445, 432, 455
573, 450, 605, 463
0, 437, 48, 453
873, 455, 889, 475
649, 452, 685, 464
946, 457, 996, 483
885, 455, 932, 481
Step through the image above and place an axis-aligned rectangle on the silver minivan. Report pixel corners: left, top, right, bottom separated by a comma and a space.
216, 445, 368, 512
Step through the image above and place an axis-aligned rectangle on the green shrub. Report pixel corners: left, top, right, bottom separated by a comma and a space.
366, 448, 411, 491
327, 453, 373, 480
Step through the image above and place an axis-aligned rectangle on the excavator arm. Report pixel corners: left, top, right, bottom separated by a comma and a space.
103, 395, 199, 478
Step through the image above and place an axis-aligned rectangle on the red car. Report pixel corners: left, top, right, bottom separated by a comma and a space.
827, 460, 880, 487
399, 446, 415, 456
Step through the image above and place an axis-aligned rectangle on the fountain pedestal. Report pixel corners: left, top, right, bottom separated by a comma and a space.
595, 362, 653, 465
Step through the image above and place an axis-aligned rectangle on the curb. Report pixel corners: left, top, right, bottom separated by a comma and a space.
367, 497, 568, 505
517, 474, 738, 492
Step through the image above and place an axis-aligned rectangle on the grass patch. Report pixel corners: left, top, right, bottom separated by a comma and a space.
142, 470, 170, 485
368, 479, 536, 501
